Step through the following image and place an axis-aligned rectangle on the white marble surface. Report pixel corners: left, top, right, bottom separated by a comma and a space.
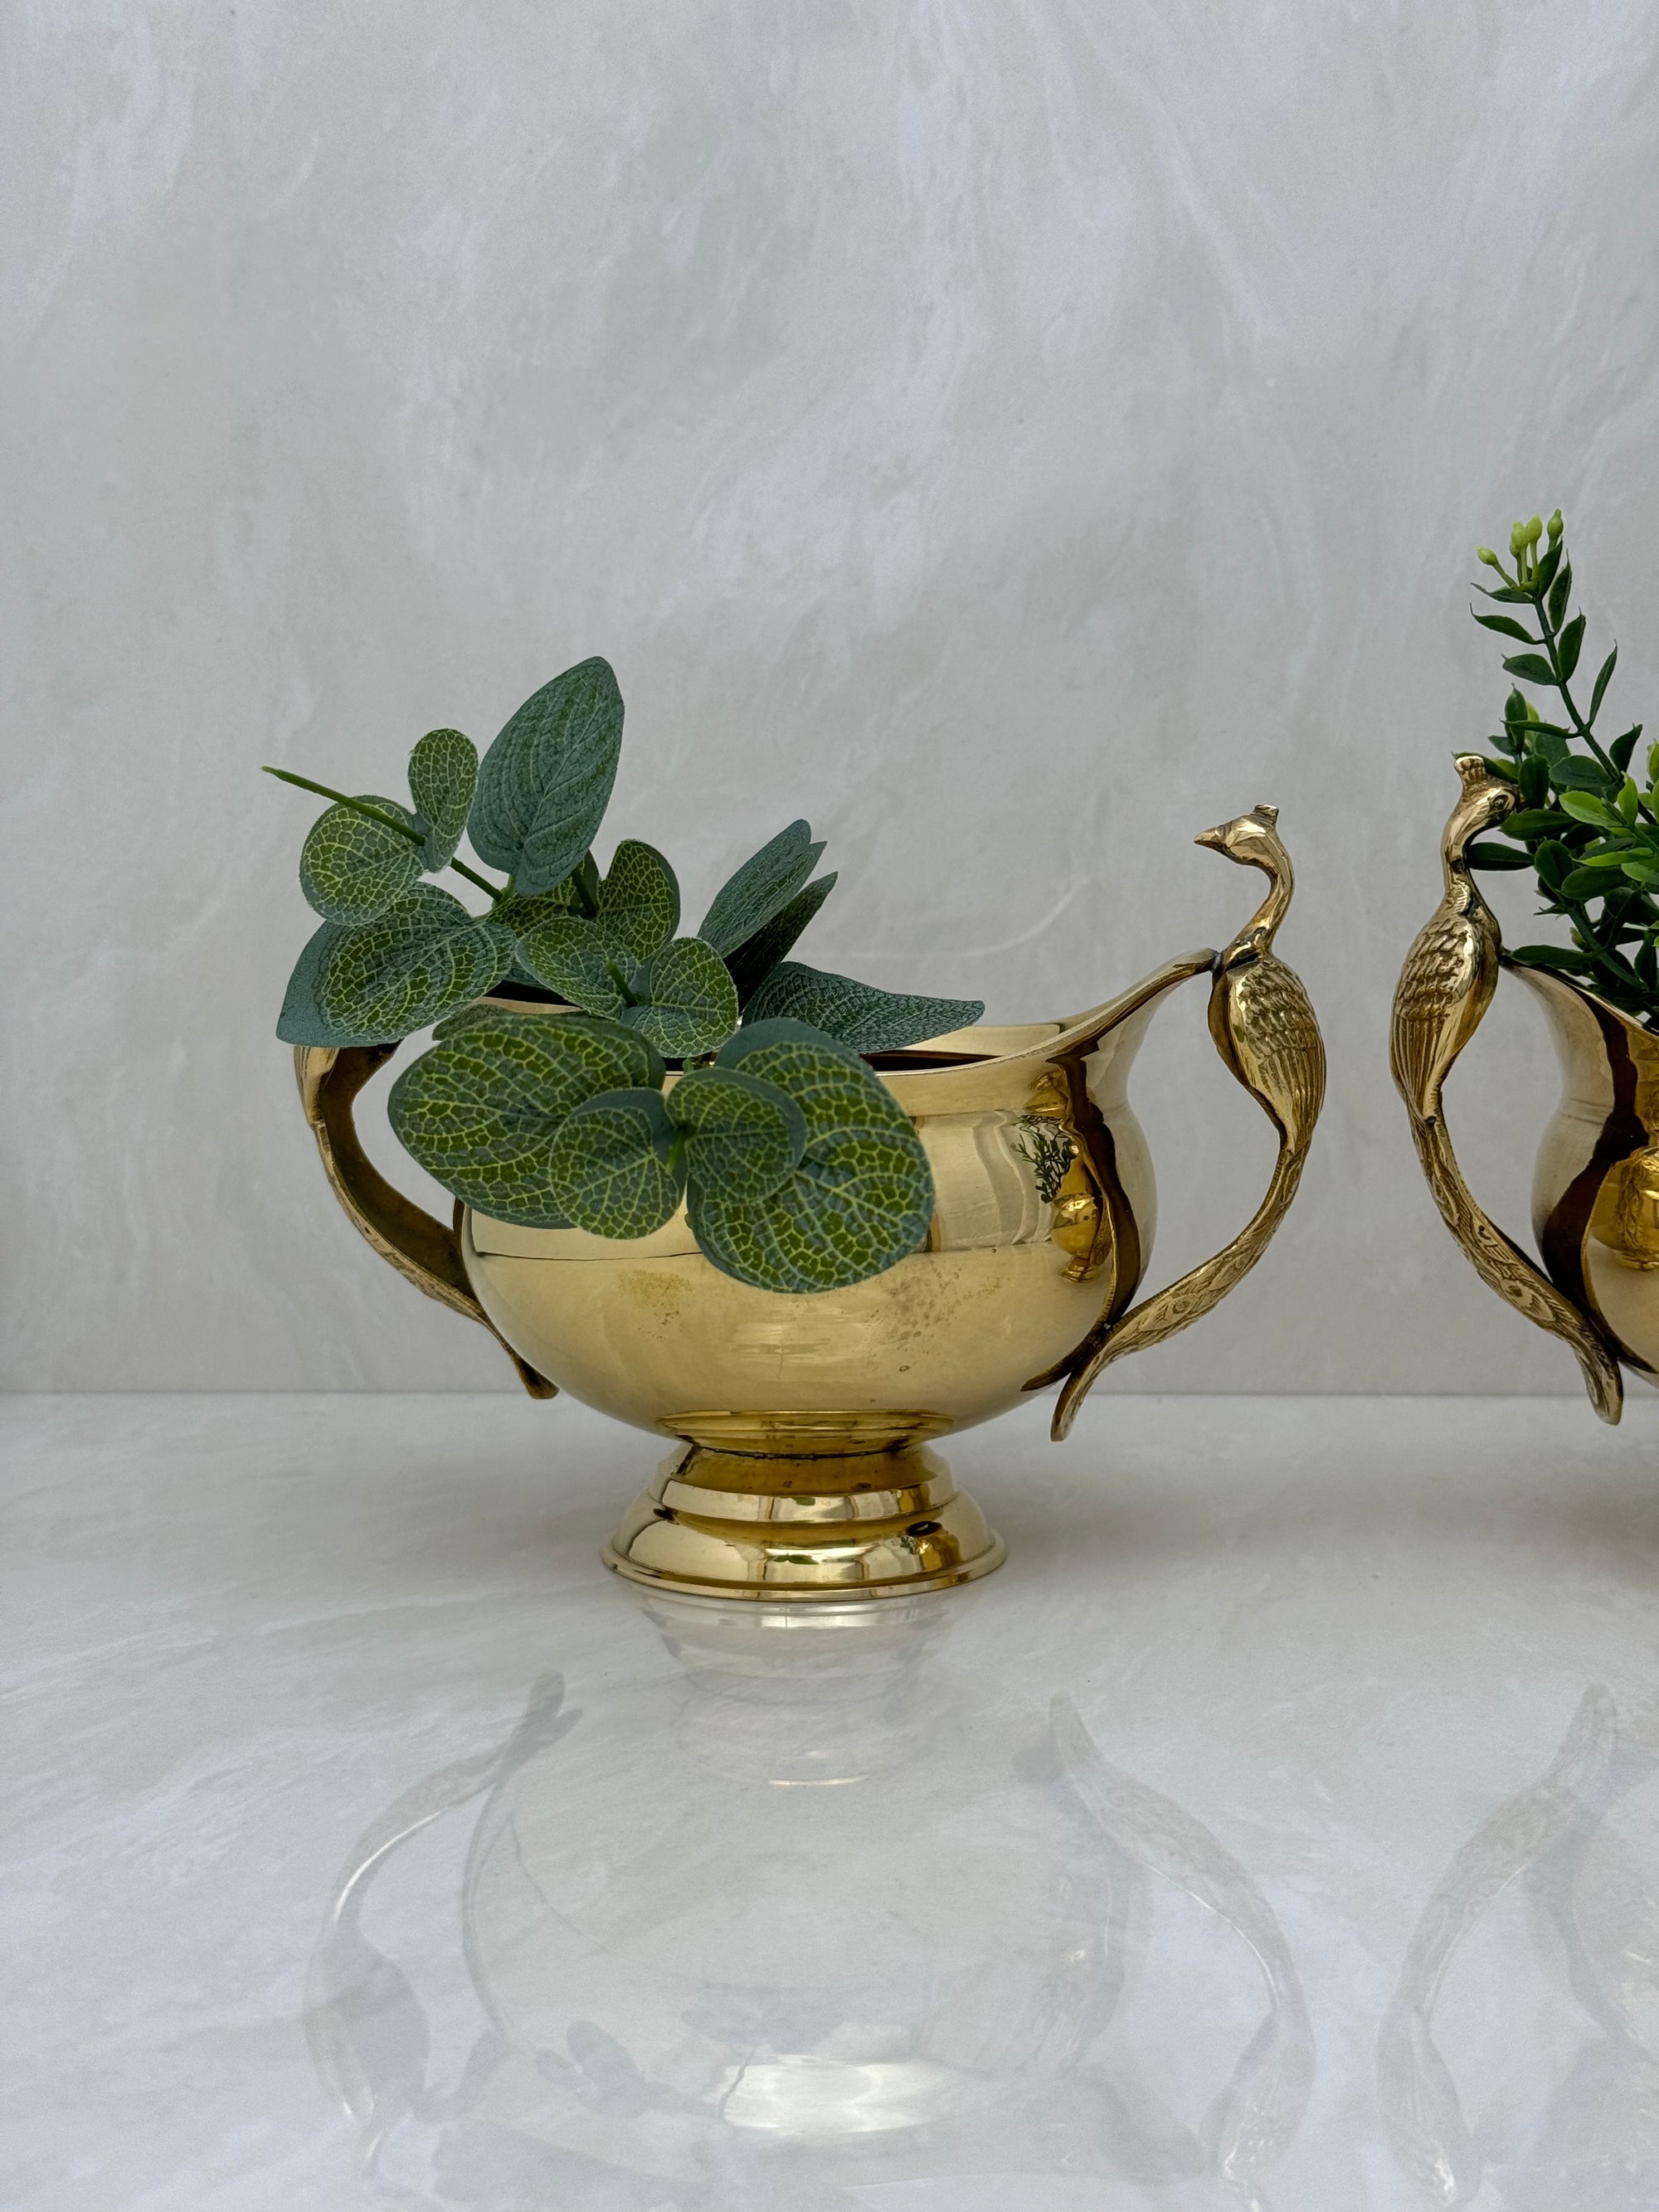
6, 1391, 1659, 2210
8, 2, 1659, 1393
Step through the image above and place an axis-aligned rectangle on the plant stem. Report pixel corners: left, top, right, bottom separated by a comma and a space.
261, 766, 508, 903
1528, 596, 1619, 782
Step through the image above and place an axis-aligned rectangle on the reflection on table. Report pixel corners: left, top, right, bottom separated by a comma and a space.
306, 1588, 1314, 2210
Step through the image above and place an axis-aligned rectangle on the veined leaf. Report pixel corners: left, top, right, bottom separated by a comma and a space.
514, 916, 627, 1018
688, 1026, 935, 1293
1502, 653, 1559, 688
1558, 612, 1586, 682
314, 884, 513, 1041
494, 878, 582, 992
744, 961, 984, 1052
596, 839, 679, 963
698, 821, 825, 957
278, 921, 381, 1046
1590, 648, 1619, 724
545, 1087, 684, 1239
725, 873, 839, 1005
407, 728, 478, 870
625, 937, 739, 1057
469, 659, 623, 895
299, 795, 421, 923
388, 1009, 659, 1226
666, 1065, 805, 1203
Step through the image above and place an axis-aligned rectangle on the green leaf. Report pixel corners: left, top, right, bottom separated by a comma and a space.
1472, 611, 1536, 644
1620, 778, 1641, 824
596, 839, 679, 963
299, 795, 421, 923
1502, 654, 1559, 688
688, 1028, 935, 1293
388, 1008, 659, 1226
698, 821, 826, 957
493, 878, 581, 991
1476, 584, 1534, 604
1546, 562, 1572, 632
1534, 840, 1573, 892
1508, 809, 1569, 838
1611, 725, 1638, 775
1510, 944, 1596, 974
277, 921, 379, 1046
1467, 842, 1532, 871
513, 915, 627, 1017
665, 1065, 806, 1203
725, 873, 839, 1005
1557, 613, 1586, 683
1559, 791, 1623, 829
1562, 867, 1623, 899
1518, 756, 1550, 808
625, 936, 740, 1057
743, 961, 985, 1052
1535, 542, 1564, 595
1622, 859, 1659, 887
468, 658, 623, 895
407, 729, 478, 871
314, 883, 513, 1041
1590, 648, 1619, 725
1532, 729, 1570, 766
1552, 758, 1616, 795
545, 1087, 684, 1239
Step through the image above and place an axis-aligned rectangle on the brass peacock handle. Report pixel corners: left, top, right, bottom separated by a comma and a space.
294, 1044, 556, 1399
1034, 806, 1326, 1441
1389, 756, 1623, 1422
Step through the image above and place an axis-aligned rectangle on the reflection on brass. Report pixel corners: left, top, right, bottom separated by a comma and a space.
1036, 807, 1326, 1439
1389, 758, 1625, 1422
294, 1044, 556, 1398
296, 814, 1322, 1596
605, 1437, 1005, 1597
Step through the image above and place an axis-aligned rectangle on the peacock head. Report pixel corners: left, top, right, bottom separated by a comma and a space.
1194, 803, 1283, 873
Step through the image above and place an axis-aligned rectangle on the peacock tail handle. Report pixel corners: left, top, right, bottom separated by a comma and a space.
1389, 757, 1622, 1422
294, 1044, 557, 1398
1035, 805, 1327, 1441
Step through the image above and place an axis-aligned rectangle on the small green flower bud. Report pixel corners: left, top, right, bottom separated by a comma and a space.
1510, 520, 1527, 557
1548, 508, 1564, 542
1525, 513, 1544, 547
1477, 546, 1501, 567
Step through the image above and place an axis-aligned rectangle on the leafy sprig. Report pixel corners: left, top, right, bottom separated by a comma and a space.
1467, 510, 1655, 1023
270, 657, 985, 1291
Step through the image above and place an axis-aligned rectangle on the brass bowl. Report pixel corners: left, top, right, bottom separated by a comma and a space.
1392, 756, 1659, 1422
297, 807, 1323, 1598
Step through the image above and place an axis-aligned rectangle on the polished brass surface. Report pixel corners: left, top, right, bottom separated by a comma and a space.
293, 1043, 556, 1398
296, 809, 1323, 1595
1390, 756, 1626, 1420
604, 1437, 1005, 1599
1035, 806, 1326, 1438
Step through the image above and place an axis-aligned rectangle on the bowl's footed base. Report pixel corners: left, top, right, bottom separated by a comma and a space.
602, 1429, 1005, 1602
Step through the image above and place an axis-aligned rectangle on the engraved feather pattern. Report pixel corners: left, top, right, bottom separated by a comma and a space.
1388, 758, 1622, 1424
1049, 807, 1325, 1440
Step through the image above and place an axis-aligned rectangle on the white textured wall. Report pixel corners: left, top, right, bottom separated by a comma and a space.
6, 0, 1659, 1392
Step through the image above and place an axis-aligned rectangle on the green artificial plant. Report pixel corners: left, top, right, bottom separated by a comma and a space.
269, 659, 982, 1292
1467, 509, 1657, 1027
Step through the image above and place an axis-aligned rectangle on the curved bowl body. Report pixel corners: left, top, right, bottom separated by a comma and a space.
1517, 962, 1659, 1378
460, 1015, 1162, 1444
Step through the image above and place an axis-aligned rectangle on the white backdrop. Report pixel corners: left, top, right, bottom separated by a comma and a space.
6, 0, 1659, 1392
